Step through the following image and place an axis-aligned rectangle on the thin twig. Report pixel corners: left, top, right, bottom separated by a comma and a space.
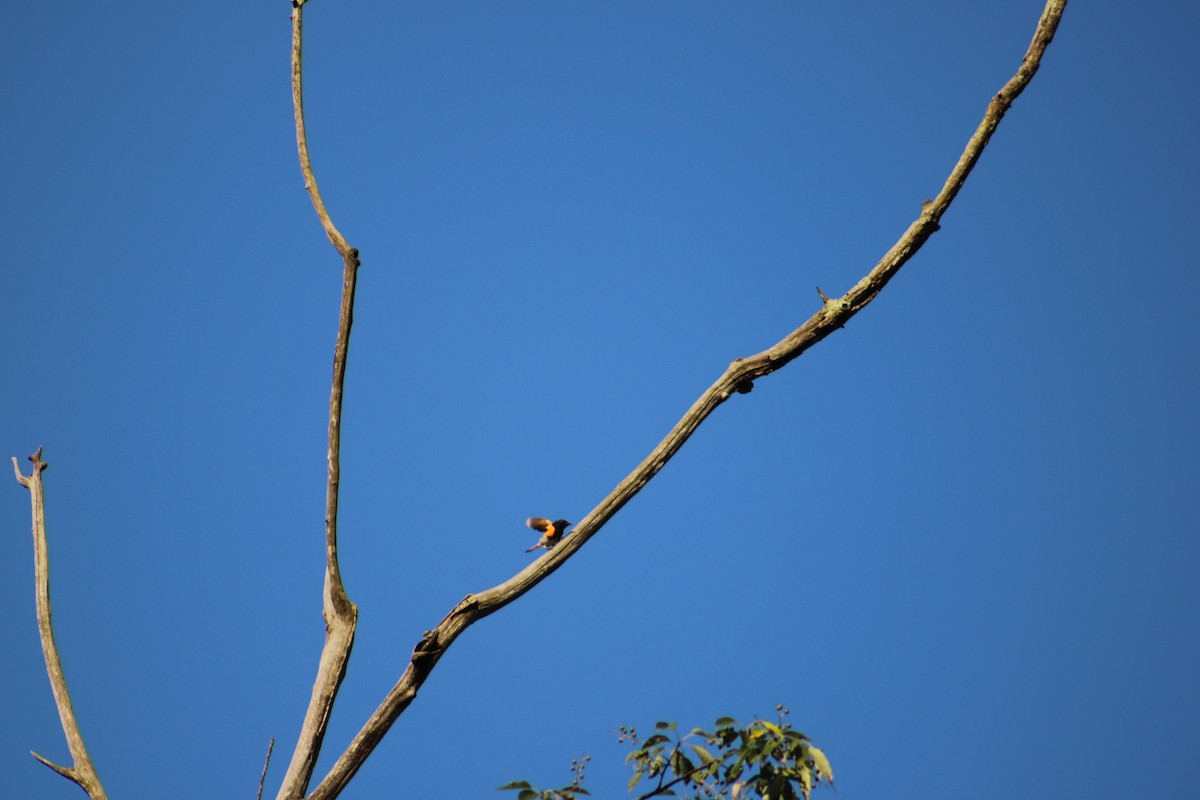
633, 735, 723, 800
305, 2, 1068, 798
13, 449, 108, 800
636, 758, 719, 800
275, 1, 361, 798
257, 737, 276, 800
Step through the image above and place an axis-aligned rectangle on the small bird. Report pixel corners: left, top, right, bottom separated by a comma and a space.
525, 517, 571, 552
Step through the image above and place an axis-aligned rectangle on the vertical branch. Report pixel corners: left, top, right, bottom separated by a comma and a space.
277, 2, 361, 798
12, 449, 108, 800
257, 737, 276, 800
291, 0, 353, 258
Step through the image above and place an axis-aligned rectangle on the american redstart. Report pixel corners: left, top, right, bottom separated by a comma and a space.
525, 517, 571, 552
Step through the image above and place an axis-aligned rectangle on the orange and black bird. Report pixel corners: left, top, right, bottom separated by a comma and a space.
525, 517, 571, 552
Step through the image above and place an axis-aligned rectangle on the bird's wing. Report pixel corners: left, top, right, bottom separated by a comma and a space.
526, 516, 553, 533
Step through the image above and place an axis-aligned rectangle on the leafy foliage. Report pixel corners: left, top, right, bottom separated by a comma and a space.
502, 708, 833, 800
498, 755, 591, 800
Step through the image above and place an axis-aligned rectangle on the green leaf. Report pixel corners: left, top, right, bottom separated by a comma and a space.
769, 771, 791, 800
496, 781, 532, 791
627, 769, 644, 792
690, 744, 716, 765
799, 765, 813, 800
655, 721, 676, 731
759, 720, 784, 737
809, 746, 834, 784
644, 734, 671, 748
517, 790, 538, 800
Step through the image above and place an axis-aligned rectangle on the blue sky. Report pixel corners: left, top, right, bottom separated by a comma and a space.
2, 1, 1197, 798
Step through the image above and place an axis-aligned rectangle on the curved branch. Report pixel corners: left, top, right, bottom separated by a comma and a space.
13, 448, 108, 800
305, 2, 1068, 797
276, 2, 361, 798
291, 0, 352, 258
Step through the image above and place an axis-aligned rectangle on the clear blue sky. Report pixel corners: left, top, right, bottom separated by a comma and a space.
3, 1, 1197, 798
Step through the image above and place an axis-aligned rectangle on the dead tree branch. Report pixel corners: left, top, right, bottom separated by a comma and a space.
275, 1, 361, 798
258, 737, 276, 800
302, 2, 1068, 798
12, 448, 108, 800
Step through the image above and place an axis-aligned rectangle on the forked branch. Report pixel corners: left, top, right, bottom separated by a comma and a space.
12, 448, 108, 800
303, 2, 1068, 798
275, 1, 361, 798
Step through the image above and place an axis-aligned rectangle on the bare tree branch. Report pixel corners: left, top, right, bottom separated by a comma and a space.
290, 0, 352, 259
12, 448, 108, 800
258, 737, 276, 800
275, 2, 361, 798
303, 1, 1068, 797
